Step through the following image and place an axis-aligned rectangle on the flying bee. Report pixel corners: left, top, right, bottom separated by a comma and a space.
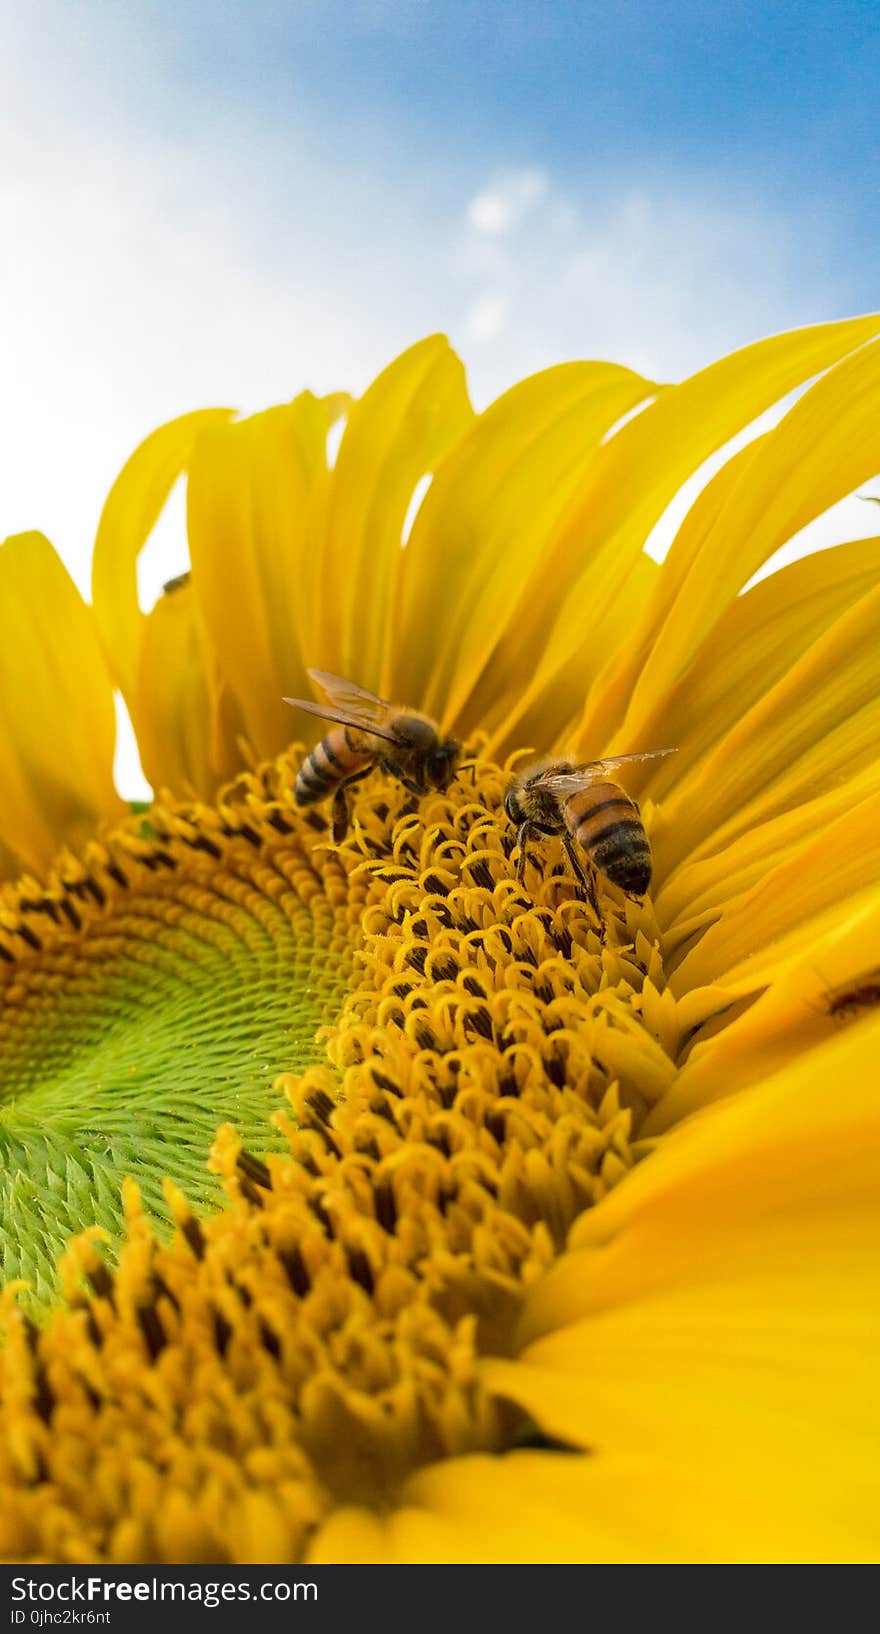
284, 669, 461, 841
504, 751, 676, 913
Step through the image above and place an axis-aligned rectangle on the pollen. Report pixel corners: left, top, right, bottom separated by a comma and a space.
0, 745, 690, 1562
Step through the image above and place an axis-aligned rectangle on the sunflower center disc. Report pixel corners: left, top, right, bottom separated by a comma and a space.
1, 747, 688, 1559
0, 770, 356, 1299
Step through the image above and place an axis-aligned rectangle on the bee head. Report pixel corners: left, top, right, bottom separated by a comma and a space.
424, 736, 461, 791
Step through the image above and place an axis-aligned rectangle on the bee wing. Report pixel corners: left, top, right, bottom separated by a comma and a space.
583, 748, 678, 778
307, 669, 397, 724
283, 669, 400, 744
533, 750, 677, 798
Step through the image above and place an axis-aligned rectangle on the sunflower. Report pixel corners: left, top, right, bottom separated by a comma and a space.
1, 320, 880, 1564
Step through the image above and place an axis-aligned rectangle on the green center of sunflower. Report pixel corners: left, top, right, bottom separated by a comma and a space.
0, 760, 356, 1301
1, 746, 697, 1561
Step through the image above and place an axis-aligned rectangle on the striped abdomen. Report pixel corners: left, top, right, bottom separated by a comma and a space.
564, 779, 652, 896
294, 726, 375, 807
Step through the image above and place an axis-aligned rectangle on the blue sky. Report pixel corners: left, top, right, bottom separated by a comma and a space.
1, 0, 878, 604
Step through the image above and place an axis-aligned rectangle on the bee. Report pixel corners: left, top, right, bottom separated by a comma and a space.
162, 570, 191, 593
284, 669, 461, 841
504, 751, 676, 912
824, 971, 880, 1023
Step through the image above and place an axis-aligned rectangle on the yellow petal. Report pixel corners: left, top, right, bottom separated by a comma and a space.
392, 361, 655, 731
635, 994, 880, 1237
475, 1017, 880, 1560
308, 335, 473, 694
577, 540, 880, 896
0, 830, 23, 883
614, 335, 880, 742
306, 1453, 706, 1563
664, 794, 880, 998
92, 407, 233, 699
486, 530, 880, 873
186, 393, 333, 762
309, 1447, 877, 1563
652, 581, 880, 875
0, 533, 122, 876
306, 1506, 390, 1564
516, 312, 880, 759
639, 538, 880, 874
650, 893, 880, 1129
132, 581, 243, 799
657, 759, 880, 934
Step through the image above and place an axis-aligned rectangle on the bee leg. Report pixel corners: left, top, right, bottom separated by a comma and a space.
330, 770, 371, 842
331, 785, 351, 843
562, 835, 603, 929
515, 823, 534, 885
383, 758, 424, 796
453, 759, 479, 787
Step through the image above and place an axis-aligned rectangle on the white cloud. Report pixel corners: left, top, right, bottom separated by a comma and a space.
464, 293, 510, 341
466, 166, 548, 235
1, 119, 430, 594
456, 173, 838, 389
